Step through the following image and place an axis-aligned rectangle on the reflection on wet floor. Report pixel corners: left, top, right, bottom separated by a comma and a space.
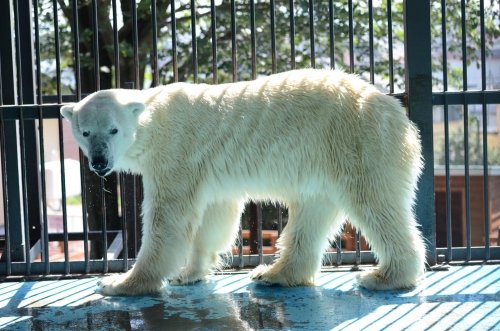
1, 265, 499, 330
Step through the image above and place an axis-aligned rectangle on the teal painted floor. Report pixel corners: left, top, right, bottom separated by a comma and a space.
0, 265, 499, 330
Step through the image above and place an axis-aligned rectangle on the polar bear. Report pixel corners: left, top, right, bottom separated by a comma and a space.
61, 69, 426, 296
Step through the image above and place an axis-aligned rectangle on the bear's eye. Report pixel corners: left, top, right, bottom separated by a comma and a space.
110, 128, 118, 135
82, 131, 90, 137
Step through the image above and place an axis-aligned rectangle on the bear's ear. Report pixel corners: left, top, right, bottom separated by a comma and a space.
126, 102, 145, 117
60, 104, 75, 121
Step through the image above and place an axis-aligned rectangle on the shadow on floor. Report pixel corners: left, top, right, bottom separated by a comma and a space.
0, 265, 499, 330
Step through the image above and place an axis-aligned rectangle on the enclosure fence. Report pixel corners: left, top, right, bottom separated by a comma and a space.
0, 0, 499, 277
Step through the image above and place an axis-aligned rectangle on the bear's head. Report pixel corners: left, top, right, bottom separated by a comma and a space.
60, 90, 145, 177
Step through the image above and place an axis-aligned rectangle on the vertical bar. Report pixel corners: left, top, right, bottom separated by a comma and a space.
250, 0, 257, 79
387, 0, 394, 93
91, 0, 100, 91
171, 1, 178, 82
210, 0, 218, 83
257, 202, 263, 265
79, 151, 90, 273
53, 0, 70, 275
368, 0, 375, 84
72, 0, 89, 273
270, 0, 277, 74
72, 0, 82, 100
238, 224, 244, 268
288, 0, 295, 69
355, 231, 361, 265
91, 0, 107, 272
404, 0, 436, 265
0, 0, 24, 264
13, 0, 31, 275
336, 234, 342, 265
131, 0, 139, 88
100, 177, 108, 273
151, 0, 159, 87
277, 205, 283, 236
479, 0, 490, 260
441, 0, 452, 261
112, 0, 120, 88
34, 0, 50, 274
190, 0, 198, 83
460, 0, 471, 260
231, 0, 237, 82
328, 0, 335, 69
308, 0, 315, 68
0, 63, 11, 275
348, 0, 354, 73
119, 174, 128, 271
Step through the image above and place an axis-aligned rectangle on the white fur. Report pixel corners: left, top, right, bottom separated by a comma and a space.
61, 69, 426, 295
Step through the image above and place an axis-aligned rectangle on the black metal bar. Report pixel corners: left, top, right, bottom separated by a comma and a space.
53, 0, 70, 274
231, 0, 237, 81
170, 1, 178, 82
432, 91, 500, 105
270, 0, 277, 74
13, 0, 31, 275
387, 0, 394, 93
72, 0, 82, 100
238, 224, 244, 268
479, 0, 490, 260
0, 58, 12, 275
119, 175, 128, 271
72, 0, 88, 274
112, 0, 120, 88
250, 0, 257, 79
100, 177, 108, 273
348, 0, 354, 73
460, 0, 471, 261
308, 0, 315, 68
131, 0, 139, 88
33, 0, 50, 275
91, 0, 100, 91
191, 0, 198, 83
210, 0, 217, 83
336, 234, 342, 265
328, 0, 335, 69
79, 151, 90, 273
355, 231, 361, 265
403, 0, 436, 265
441, 0, 452, 261
257, 202, 263, 265
289, 0, 295, 69
0, 0, 24, 265
368, 0, 375, 84
277, 205, 283, 236
151, 0, 159, 87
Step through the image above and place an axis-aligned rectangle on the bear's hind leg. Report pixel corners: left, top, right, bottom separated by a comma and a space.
170, 199, 244, 285
349, 197, 426, 290
250, 198, 342, 286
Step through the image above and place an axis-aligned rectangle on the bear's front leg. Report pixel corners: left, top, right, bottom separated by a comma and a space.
97, 200, 201, 296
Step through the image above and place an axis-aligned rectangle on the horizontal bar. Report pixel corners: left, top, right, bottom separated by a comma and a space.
0, 104, 62, 120
0, 260, 134, 275
436, 247, 500, 261
229, 251, 377, 268
432, 91, 500, 105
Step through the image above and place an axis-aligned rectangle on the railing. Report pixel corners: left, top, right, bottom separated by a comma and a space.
0, 0, 499, 277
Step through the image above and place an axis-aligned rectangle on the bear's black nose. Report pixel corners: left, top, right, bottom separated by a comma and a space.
90, 156, 108, 171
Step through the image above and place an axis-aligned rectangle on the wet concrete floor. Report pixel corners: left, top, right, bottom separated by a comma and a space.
1, 265, 499, 330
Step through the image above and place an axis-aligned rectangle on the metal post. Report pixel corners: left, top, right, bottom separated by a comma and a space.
403, 0, 436, 265
0, 0, 24, 262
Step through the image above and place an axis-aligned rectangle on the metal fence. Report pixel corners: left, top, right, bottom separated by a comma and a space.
0, 0, 498, 277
